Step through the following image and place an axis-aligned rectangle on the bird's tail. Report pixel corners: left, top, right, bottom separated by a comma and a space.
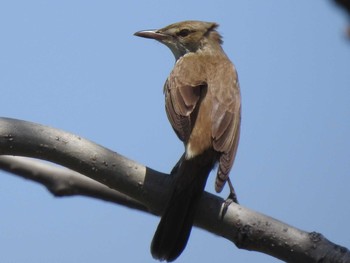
151, 152, 215, 262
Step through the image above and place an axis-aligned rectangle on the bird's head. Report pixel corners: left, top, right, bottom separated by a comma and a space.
134, 20, 223, 60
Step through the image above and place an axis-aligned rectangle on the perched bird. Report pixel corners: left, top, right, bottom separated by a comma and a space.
134, 20, 241, 261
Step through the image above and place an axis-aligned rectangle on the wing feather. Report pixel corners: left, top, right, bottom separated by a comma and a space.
164, 71, 203, 143
212, 67, 241, 192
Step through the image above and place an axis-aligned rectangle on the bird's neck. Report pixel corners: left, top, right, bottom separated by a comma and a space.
172, 41, 224, 62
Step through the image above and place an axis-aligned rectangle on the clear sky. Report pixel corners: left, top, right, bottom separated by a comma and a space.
1, 1, 349, 262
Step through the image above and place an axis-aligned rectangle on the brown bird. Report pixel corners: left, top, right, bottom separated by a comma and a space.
134, 20, 241, 261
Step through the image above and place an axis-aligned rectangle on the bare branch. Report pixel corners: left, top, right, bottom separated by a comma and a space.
1, 117, 349, 262
0, 155, 148, 212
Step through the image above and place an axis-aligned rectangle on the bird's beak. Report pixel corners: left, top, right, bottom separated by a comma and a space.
134, 30, 168, 41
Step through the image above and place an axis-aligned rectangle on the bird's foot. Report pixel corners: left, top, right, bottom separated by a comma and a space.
221, 178, 239, 219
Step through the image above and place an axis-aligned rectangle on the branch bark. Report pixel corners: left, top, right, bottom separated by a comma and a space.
0, 155, 148, 212
0, 117, 349, 263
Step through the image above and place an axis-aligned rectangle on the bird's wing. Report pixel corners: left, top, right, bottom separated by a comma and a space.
163, 55, 207, 143
164, 76, 203, 143
211, 64, 241, 193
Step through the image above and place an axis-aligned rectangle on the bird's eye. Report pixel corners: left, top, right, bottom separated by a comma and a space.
177, 29, 191, 37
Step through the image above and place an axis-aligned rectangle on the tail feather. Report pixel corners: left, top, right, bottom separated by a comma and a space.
151, 153, 214, 261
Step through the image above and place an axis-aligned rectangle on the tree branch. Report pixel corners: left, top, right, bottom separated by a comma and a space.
0, 155, 148, 212
1, 117, 349, 262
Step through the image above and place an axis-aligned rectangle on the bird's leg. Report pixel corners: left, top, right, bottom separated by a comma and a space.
226, 177, 239, 204
221, 177, 238, 219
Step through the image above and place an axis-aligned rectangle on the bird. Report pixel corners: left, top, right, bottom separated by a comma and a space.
134, 20, 241, 262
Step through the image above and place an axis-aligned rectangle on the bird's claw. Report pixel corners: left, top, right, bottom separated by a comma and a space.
221, 178, 239, 219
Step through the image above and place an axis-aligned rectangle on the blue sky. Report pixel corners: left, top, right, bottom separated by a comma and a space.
1, 1, 349, 262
